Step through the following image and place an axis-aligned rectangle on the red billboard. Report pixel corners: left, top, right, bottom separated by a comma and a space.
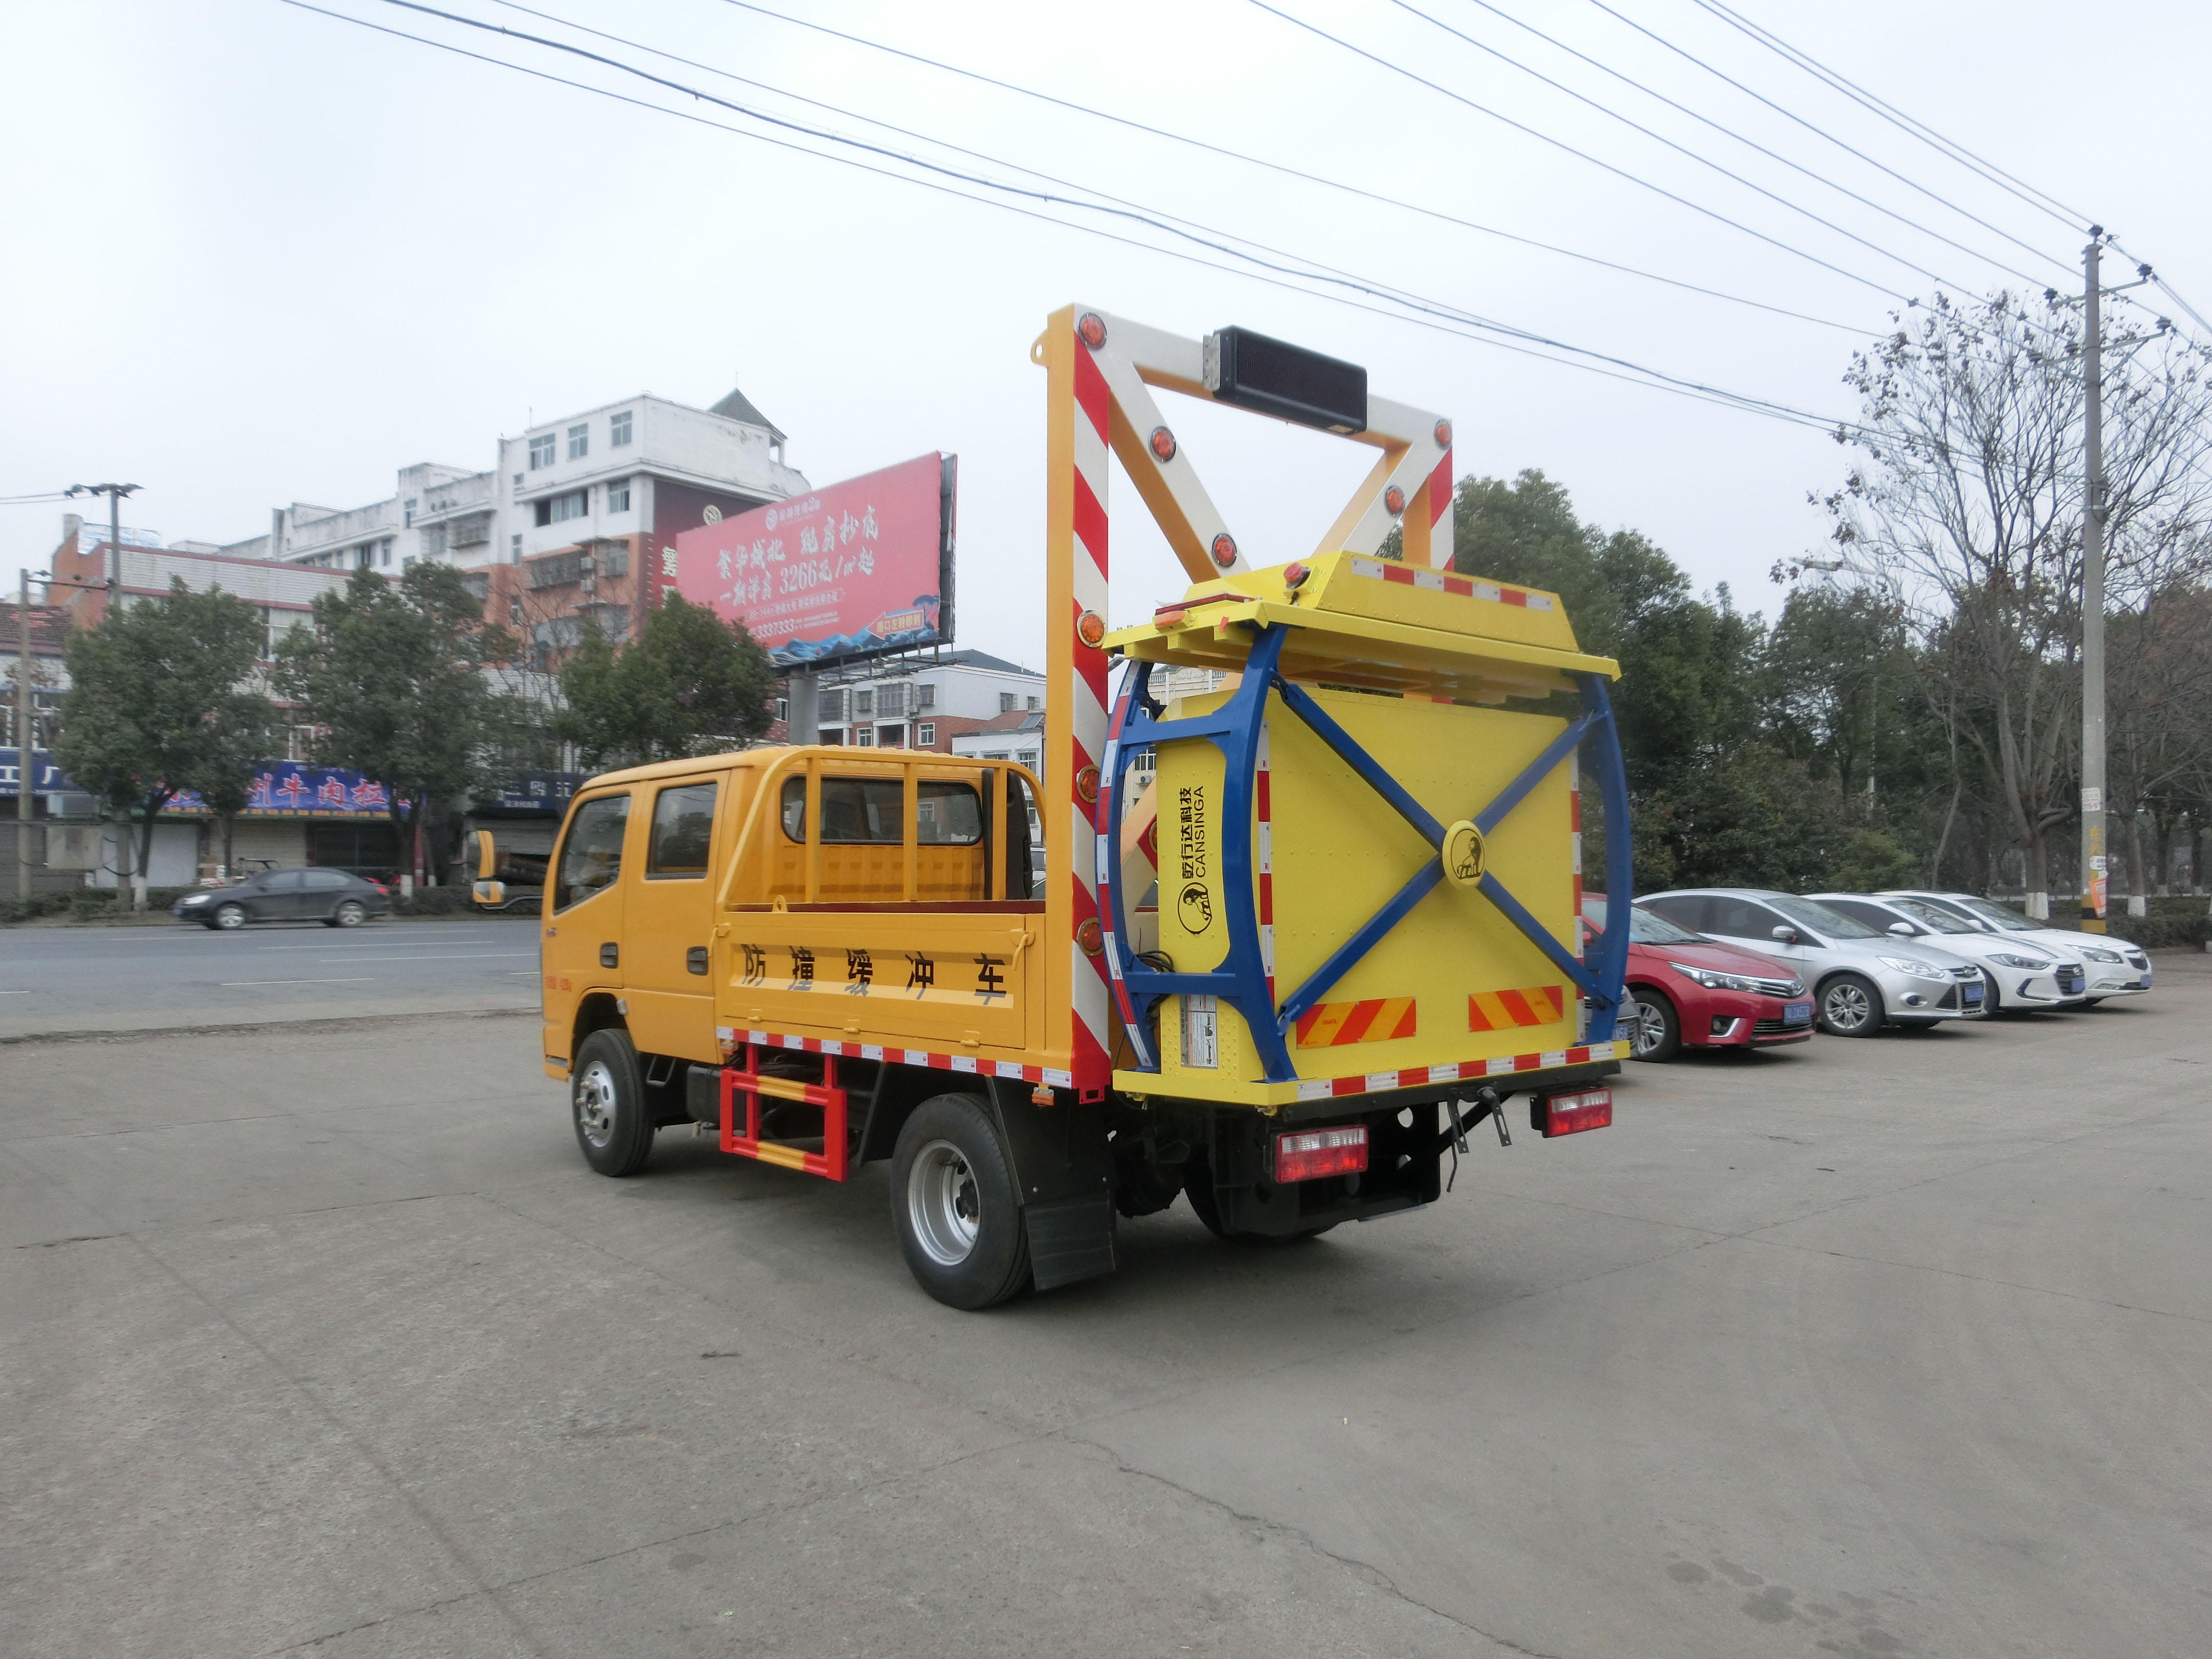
661, 453, 954, 667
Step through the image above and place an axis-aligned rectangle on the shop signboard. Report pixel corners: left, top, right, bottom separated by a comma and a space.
0, 748, 74, 796
659, 453, 954, 668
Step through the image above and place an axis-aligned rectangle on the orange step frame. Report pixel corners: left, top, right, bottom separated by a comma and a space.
718, 1044, 850, 1180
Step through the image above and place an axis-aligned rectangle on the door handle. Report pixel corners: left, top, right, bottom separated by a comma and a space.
686, 946, 709, 976
600, 943, 619, 968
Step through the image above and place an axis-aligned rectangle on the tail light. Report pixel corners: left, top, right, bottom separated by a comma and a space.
1532, 1087, 1611, 1138
1273, 1123, 1367, 1182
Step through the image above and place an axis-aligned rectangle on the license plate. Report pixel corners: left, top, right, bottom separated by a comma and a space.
1783, 1000, 1812, 1025
1962, 983, 1984, 1006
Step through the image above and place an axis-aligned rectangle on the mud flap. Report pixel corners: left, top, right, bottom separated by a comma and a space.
984, 1079, 1117, 1291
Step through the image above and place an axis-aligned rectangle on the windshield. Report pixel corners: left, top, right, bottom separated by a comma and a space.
1944, 894, 2040, 932
1770, 894, 1879, 939
1584, 897, 1705, 945
1889, 897, 1976, 934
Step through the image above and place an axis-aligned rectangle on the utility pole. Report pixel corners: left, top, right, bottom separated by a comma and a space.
14, 570, 30, 903
64, 482, 141, 615
2079, 232, 2108, 933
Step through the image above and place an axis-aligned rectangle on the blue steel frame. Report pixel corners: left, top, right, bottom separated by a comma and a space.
1100, 624, 1633, 1084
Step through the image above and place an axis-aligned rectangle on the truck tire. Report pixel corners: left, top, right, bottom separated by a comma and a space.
571, 1028, 655, 1177
1628, 988, 1680, 1060
891, 1094, 1031, 1310
1817, 972, 1883, 1037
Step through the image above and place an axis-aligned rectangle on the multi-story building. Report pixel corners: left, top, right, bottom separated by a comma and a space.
813, 649, 1045, 754
205, 384, 808, 659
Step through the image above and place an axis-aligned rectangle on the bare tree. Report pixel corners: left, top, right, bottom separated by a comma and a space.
1807, 290, 2212, 913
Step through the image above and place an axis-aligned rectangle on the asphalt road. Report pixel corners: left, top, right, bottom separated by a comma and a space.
4, 963, 2208, 1658
0, 917, 542, 1039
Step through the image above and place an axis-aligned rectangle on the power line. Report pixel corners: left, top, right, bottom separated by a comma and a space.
1248, 0, 1913, 302
1582, 0, 2082, 272
273, 0, 1868, 436
1384, 0, 2026, 294
1684, 0, 2090, 233
486, 0, 1769, 389
1445, 0, 2070, 285
690, 0, 1864, 334
372, 0, 1830, 394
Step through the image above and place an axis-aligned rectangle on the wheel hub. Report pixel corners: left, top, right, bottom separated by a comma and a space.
907, 1140, 981, 1267
575, 1060, 618, 1147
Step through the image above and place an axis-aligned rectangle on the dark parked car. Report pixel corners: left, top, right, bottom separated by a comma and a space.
171, 868, 393, 930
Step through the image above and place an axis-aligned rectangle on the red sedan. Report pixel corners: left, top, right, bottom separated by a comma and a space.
1582, 895, 1814, 1061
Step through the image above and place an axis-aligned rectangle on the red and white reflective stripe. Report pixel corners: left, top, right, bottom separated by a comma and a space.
1097, 681, 1154, 1068
1347, 555, 1554, 611
1427, 442, 1453, 565
1291, 1039, 1631, 1101
1067, 336, 1116, 1090
716, 1026, 1074, 1090
1255, 713, 1275, 1007
1569, 751, 1586, 1041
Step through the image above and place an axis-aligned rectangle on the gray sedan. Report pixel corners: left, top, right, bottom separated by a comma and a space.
172, 868, 393, 930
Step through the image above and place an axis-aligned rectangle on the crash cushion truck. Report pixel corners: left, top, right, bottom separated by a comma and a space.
535, 307, 1635, 1308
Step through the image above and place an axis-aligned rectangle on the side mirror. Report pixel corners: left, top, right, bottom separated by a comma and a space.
1770, 925, 1798, 944
1887, 920, 1915, 936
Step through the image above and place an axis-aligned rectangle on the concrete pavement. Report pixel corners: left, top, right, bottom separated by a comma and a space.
3, 961, 2207, 1657
0, 917, 541, 1041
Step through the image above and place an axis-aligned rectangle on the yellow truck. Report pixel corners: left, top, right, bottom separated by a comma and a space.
528, 309, 1635, 1308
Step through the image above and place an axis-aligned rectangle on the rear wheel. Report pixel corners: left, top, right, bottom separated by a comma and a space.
330, 900, 366, 928
1817, 973, 1883, 1037
571, 1028, 655, 1176
891, 1095, 1030, 1310
1628, 988, 1681, 1060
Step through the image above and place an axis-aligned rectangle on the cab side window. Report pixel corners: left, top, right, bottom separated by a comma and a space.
647, 782, 718, 877
554, 794, 630, 911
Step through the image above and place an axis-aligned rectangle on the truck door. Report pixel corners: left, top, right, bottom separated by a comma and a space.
621, 773, 730, 1064
541, 791, 632, 1065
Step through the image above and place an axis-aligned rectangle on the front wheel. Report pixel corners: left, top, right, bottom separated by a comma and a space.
571, 1028, 655, 1176
215, 903, 247, 930
891, 1094, 1030, 1309
1628, 988, 1681, 1061
1818, 973, 1883, 1037
1980, 969, 2003, 1015
2079, 997, 2104, 1009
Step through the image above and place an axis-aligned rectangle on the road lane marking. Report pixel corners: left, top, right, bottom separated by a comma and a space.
219, 977, 378, 986
313, 953, 534, 963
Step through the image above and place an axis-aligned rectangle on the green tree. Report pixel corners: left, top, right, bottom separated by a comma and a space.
52, 580, 268, 909
1810, 288, 2212, 914
556, 593, 777, 771
275, 564, 519, 890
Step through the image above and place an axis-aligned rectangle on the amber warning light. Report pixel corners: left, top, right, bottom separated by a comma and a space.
1273, 1124, 1369, 1183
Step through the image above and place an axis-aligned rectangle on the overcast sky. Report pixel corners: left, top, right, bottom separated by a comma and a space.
6, 0, 2207, 661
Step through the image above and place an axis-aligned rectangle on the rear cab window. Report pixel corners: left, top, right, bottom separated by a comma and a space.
648, 782, 718, 877
779, 777, 983, 845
